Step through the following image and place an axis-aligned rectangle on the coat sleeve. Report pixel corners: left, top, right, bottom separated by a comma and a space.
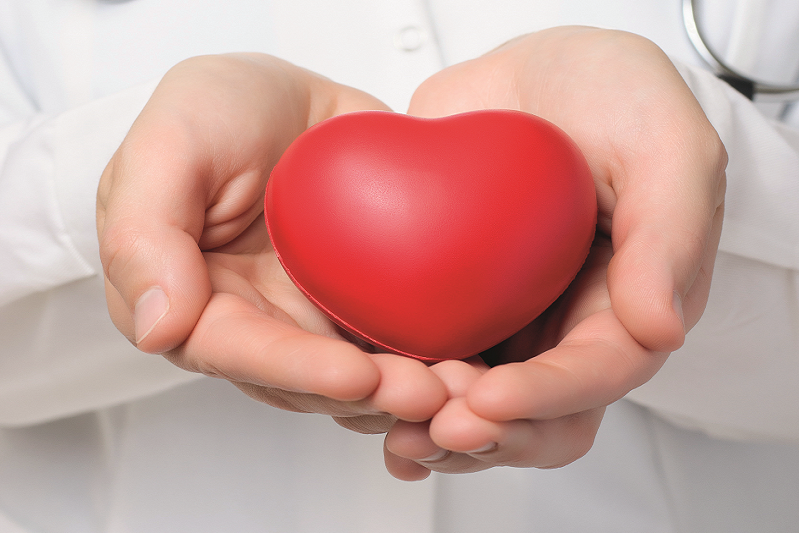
0, 75, 200, 428
625, 60, 799, 442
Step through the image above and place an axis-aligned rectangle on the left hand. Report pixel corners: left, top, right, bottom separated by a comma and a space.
383, 27, 726, 480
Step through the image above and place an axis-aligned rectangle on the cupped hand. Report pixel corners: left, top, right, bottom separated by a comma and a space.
385, 27, 726, 479
96, 54, 447, 432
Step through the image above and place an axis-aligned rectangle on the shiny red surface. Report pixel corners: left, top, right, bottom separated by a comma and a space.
265, 110, 596, 361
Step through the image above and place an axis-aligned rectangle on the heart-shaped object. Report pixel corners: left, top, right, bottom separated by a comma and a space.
265, 110, 596, 362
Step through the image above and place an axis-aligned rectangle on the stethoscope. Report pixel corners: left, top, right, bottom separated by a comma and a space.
682, 0, 799, 101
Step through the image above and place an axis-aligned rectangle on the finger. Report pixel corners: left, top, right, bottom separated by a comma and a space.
230, 353, 452, 435
468, 308, 668, 421
233, 380, 399, 434
429, 397, 502, 454
383, 453, 431, 482
428, 358, 488, 398
430, 397, 605, 469
384, 420, 484, 476
385, 420, 444, 462
367, 353, 448, 422
234, 383, 397, 434
168, 292, 381, 401
386, 401, 603, 474
229, 341, 449, 422
383, 427, 431, 481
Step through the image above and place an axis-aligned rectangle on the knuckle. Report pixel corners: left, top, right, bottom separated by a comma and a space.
98, 224, 145, 284
192, 358, 224, 379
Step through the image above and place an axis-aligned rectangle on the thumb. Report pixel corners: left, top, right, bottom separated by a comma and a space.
96, 52, 396, 356
606, 141, 727, 353
97, 144, 212, 354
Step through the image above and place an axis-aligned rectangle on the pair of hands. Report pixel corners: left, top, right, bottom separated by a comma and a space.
96, 27, 726, 480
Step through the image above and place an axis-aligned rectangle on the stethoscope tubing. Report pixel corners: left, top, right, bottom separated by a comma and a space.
682, 0, 798, 100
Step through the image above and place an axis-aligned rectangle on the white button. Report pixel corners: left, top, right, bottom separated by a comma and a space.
394, 25, 425, 52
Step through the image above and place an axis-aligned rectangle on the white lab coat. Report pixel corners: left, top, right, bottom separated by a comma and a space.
0, 1, 796, 532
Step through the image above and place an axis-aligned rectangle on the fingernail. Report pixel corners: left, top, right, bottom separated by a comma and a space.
420, 448, 450, 462
673, 291, 685, 332
467, 442, 497, 455
135, 286, 169, 344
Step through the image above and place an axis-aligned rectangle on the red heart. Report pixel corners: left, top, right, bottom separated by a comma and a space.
265, 110, 596, 362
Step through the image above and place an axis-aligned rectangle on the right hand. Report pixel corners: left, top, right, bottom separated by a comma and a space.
383, 27, 727, 479
96, 54, 447, 434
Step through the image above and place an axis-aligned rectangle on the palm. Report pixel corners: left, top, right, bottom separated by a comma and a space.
187, 217, 373, 412
480, 236, 612, 367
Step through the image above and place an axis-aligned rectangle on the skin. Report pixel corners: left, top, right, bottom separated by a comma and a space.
97, 27, 726, 480
384, 27, 726, 480
97, 53, 447, 430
